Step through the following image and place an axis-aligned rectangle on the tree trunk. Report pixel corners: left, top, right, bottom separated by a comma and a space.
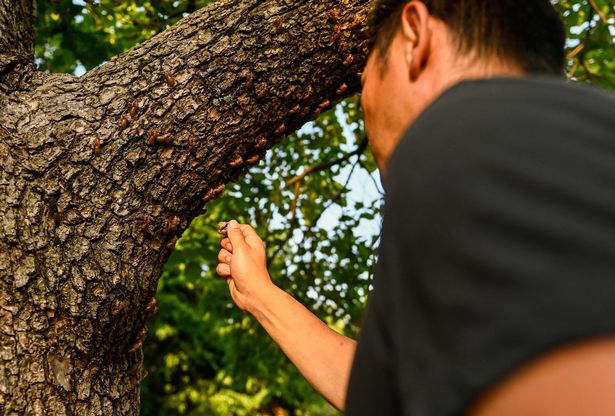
0, 0, 369, 414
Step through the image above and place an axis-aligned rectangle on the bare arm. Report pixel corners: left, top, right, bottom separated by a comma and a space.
216, 220, 356, 411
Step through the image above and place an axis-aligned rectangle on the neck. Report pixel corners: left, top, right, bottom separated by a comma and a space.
433, 55, 525, 104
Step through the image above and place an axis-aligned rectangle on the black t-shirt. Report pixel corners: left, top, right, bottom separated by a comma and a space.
345, 77, 615, 415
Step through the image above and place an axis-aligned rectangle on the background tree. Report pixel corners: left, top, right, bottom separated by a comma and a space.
11, 0, 615, 415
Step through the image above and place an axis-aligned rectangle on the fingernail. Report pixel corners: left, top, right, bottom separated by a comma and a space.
229, 220, 238, 229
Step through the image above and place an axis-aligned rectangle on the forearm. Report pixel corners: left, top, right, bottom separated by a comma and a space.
249, 284, 356, 411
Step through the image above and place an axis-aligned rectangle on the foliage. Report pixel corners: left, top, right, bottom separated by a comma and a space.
34, 1, 613, 415
556, 0, 615, 90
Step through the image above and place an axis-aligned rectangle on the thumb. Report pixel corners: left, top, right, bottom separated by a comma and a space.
226, 220, 246, 250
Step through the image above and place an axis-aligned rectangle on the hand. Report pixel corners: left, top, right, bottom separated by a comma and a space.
216, 220, 275, 313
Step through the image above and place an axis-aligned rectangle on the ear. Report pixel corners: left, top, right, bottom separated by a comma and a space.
400, 1, 432, 80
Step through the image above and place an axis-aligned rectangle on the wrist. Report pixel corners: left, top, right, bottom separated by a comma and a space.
245, 278, 282, 319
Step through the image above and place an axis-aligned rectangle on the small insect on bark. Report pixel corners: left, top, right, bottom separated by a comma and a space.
141, 214, 152, 232
275, 124, 286, 135
318, 99, 331, 111
166, 235, 178, 252
128, 340, 143, 354
243, 70, 254, 89
164, 70, 176, 88
217, 221, 229, 236
145, 297, 158, 317
289, 105, 301, 115
203, 183, 226, 203
272, 17, 283, 33
137, 326, 148, 342
254, 137, 267, 150
146, 130, 158, 146
343, 54, 354, 66
162, 215, 180, 235
328, 8, 341, 21
187, 137, 198, 153
228, 155, 243, 169
111, 299, 127, 317
255, 83, 268, 99
129, 101, 139, 120
156, 133, 173, 145
246, 154, 260, 165
336, 83, 348, 95
119, 115, 130, 130
92, 138, 101, 157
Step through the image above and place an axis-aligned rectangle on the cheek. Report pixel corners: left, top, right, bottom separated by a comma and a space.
361, 82, 379, 134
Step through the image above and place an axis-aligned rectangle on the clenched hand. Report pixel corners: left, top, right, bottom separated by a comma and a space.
216, 220, 275, 312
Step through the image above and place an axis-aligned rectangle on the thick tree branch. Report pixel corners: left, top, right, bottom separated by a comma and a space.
0, 0, 35, 57
0, 0, 36, 91
0, 0, 371, 413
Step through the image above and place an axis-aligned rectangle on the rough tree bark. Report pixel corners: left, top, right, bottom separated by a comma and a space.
0, 0, 369, 414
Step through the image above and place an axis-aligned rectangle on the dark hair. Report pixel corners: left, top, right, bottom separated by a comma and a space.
369, 0, 566, 75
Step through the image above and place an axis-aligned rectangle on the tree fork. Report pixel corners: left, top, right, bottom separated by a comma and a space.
0, 0, 370, 414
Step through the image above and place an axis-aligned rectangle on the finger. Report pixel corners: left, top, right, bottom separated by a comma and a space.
218, 248, 232, 264
238, 224, 263, 247
220, 238, 232, 252
216, 263, 231, 277
226, 220, 247, 250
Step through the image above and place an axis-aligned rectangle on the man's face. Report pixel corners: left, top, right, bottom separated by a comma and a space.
360, 40, 416, 176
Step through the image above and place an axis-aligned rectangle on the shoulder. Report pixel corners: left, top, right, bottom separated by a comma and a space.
386, 77, 615, 189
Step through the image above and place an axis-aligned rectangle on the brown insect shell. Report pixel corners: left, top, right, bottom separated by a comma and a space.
164, 70, 177, 88
111, 299, 126, 317
156, 133, 173, 145
128, 340, 143, 354
187, 137, 198, 153
275, 124, 286, 135
229, 156, 244, 169
119, 115, 130, 130
327, 8, 340, 21
166, 235, 178, 252
137, 326, 148, 341
203, 183, 226, 202
146, 130, 158, 146
254, 137, 267, 150
145, 297, 158, 316
162, 215, 180, 235
243, 71, 254, 88
246, 155, 260, 165
141, 215, 152, 232
255, 83, 268, 99
336, 83, 348, 95
129, 101, 139, 119
92, 138, 101, 157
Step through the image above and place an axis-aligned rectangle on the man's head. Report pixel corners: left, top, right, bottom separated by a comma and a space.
362, 0, 566, 175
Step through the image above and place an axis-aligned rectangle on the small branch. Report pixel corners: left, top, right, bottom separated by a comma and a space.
588, 0, 610, 25
266, 138, 368, 267
566, 43, 585, 60
286, 137, 368, 186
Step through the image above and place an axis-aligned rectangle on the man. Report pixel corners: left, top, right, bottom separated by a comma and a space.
217, 0, 615, 414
